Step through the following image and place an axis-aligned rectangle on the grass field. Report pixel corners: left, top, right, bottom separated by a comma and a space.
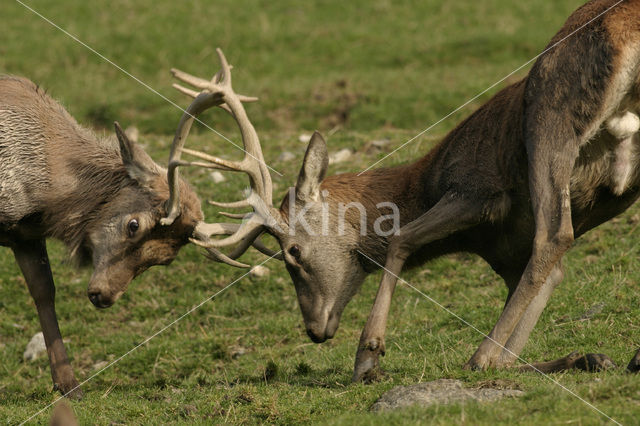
2, 0, 640, 424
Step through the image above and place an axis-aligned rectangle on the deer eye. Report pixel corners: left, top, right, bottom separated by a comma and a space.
288, 244, 302, 262
127, 219, 140, 237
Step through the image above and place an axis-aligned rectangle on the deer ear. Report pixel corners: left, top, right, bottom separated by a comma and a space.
115, 122, 135, 165
114, 121, 162, 184
295, 131, 328, 202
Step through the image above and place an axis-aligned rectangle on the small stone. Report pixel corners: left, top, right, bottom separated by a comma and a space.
181, 404, 198, 417
249, 265, 269, 278
371, 379, 524, 412
363, 138, 391, 154
579, 302, 605, 320
93, 360, 110, 371
278, 151, 296, 162
210, 171, 226, 183
24, 331, 46, 362
329, 148, 353, 164
124, 126, 139, 143
230, 345, 248, 359
298, 133, 312, 143
371, 138, 391, 148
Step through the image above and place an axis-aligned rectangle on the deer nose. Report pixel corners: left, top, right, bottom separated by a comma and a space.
306, 328, 328, 343
88, 291, 100, 306
88, 291, 112, 309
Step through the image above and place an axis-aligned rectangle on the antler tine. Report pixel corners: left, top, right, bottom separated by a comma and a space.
202, 223, 281, 266
162, 91, 226, 225
171, 68, 218, 91
191, 220, 264, 249
163, 49, 272, 226
181, 147, 260, 177
199, 226, 281, 267
252, 238, 284, 260
209, 199, 252, 209
164, 48, 282, 268
215, 48, 232, 87
172, 83, 200, 99
219, 212, 251, 219
203, 247, 250, 268
226, 225, 265, 259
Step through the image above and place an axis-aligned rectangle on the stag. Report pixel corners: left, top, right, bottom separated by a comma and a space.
167, 0, 640, 383
0, 75, 207, 398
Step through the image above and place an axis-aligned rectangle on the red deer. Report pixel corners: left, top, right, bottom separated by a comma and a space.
167, 0, 640, 383
0, 75, 205, 398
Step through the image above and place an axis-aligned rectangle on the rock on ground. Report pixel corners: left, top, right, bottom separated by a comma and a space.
371, 379, 523, 412
24, 331, 46, 361
329, 148, 353, 164
124, 126, 139, 143
363, 138, 391, 154
298, 133, 312, 143
250, 265, 269, 278
278, 151, 296, 162
210, 171, 226, 183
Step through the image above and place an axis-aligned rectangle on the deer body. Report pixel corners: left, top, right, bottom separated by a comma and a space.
335, 79, 640, 278
165, 5, 640, 382
0, 76, 203, 397
333, 0, 640, 378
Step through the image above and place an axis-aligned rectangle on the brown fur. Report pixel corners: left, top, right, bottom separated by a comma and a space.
270, 0, 640, 380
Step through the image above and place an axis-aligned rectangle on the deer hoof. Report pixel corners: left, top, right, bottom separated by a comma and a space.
54, 377, 83, 400
573, 353, 616, 372
626, 349, 640, 373
352, 339, 386, 383
463, 353, 494, 371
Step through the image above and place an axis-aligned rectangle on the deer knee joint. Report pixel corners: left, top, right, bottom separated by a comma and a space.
363, 337, 385, 355
387, 238, 411, 262
554, 230, 574, 252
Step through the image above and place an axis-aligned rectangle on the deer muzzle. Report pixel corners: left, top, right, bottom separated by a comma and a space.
87, 266, 133, 308
304, 310, 342, 343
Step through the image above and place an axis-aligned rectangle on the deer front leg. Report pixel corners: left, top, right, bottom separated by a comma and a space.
13, 240, 82, 399
353, 193, 482, 382
352, 253, 403, 383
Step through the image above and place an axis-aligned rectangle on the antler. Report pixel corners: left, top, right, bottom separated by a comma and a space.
163, 48, 283, 267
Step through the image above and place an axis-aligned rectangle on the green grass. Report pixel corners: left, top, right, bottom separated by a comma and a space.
2, 0, 640, 424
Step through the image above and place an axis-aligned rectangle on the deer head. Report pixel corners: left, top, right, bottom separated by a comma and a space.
85, 123, 203, 308
163, 49, 384, 342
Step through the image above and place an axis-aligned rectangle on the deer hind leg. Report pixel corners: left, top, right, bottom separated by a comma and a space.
13, 240, 82, 399
352, 192, 485, 382
466, 123, 581, 370
497, 262, 616, 373
496, 262, 564, 366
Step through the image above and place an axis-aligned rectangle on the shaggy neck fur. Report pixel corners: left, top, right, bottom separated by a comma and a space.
42, 129, 135, 261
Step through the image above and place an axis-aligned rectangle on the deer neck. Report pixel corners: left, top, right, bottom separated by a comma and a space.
321, 153, 443, 265
43, 131, 131, 257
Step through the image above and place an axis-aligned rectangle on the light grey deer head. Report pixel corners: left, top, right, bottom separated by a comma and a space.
163, 49, 391, 342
